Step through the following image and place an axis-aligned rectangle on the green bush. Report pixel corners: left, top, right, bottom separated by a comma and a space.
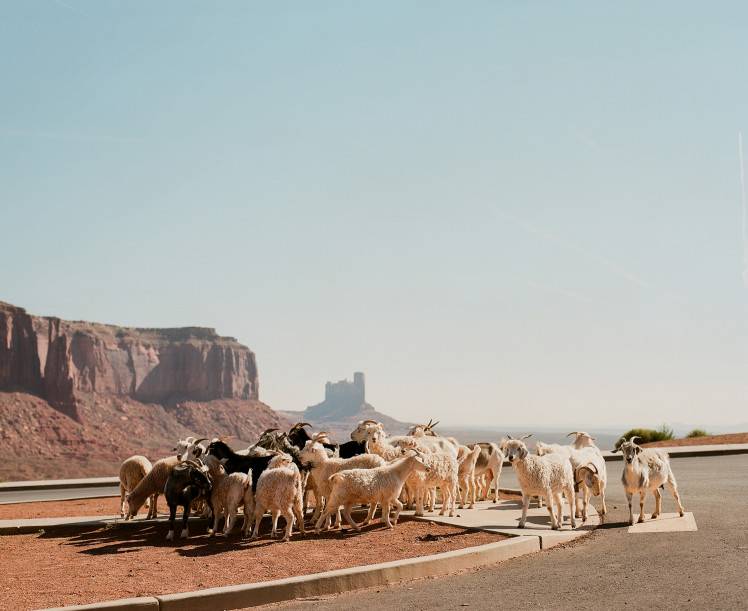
685, 429, 710, 438
614, 424, 675, 449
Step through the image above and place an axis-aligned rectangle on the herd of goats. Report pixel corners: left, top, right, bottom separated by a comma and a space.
118, 420, 686, 542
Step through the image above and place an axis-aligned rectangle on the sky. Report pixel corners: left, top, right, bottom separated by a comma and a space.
1, 2, 747, 433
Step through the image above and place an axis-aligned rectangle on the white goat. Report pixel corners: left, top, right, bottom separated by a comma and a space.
398, 437, 458, 517
407, 421, 459, 458
615, 436, 685, 525
569, 446, 607, 521
208, 465, 254, 537
125, 455, 180, 519
504, 435, 577, 530
249, 452, 305, 542
315, 452, 431, 533
535, 431, 597, 460
457, 445, 482, 509
119, 455, 153, 519
172, 437, 209, 462
297, 438, 385, 529
469, 442, 504, 503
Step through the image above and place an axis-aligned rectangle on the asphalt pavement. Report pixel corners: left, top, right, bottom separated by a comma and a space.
256, 453, 748, 611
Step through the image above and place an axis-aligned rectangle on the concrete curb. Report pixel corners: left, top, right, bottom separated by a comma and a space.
41, 537, 538, 611
159, 536, 539, 611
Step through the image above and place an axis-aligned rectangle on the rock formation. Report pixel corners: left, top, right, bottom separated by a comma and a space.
279, 372, 411, 439
1, 301, 259, 421
0, 301, 289, 481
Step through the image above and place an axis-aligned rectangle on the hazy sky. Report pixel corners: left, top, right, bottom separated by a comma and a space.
2, 2, 747, 432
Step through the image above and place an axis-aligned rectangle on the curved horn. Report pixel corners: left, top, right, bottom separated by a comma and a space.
266, 449, 284, 456
519, 434, 532, 441
566, 431, 581, 438
427, 420, 440, 429
507, 435, 514, 440
261, 428, 279, 435
193, 438, 209, 445
586, 462, 598, 474
629, 436, 641, 445
183, 459, 202, 469
312, 430, 334, 441
361, 420, 381, 425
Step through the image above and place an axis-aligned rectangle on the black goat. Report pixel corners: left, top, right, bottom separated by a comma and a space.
206, 439, 274, 493
337, 440, 366, 459
164, 460, 213, 541
287, 422, 339, 455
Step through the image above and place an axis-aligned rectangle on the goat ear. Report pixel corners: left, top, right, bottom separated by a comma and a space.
194, 446, 203, 458
519, 447, 528, 460
635, 446, 641, 454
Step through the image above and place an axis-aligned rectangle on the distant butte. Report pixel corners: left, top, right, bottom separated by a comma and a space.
278, 372, 413, 440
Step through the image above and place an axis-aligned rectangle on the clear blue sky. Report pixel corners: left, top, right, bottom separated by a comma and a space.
2, 2, 747, 432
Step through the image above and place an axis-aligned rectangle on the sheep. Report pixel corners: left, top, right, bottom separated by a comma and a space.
457, 445, 482, 509
125, 455, 180, 519
164, 459, 213, 540
614, 436, 685, 525
398, 436, 459, 517
314, 451, 431, 534
118, 455, 152, 520
504, 435, 576, 530
297, 436, 385, 529
249, 451, 305, 542
569, 446, 607, 521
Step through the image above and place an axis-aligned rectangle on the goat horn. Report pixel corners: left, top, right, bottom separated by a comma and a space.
312, 431, 333, 441
193, 438, 209, 444
507, 435, 514, 440
361, 420, 380, 425
428, 420, 440, 429
183, 460, 202, 469
519, 434, 532, 441
629, 436, 641, 445
218, 436, 234, 442
261, 428, 279, 435
566, 431, 581, 438
266, 449, 284, 456
586, 462, 598, 474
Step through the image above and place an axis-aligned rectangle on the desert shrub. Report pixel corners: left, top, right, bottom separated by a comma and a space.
685, 429, 710, 438
614, 424, 675, 449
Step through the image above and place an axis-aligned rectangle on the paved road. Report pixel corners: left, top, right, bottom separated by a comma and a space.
260, 454, 748, 611
0, 484, 120, 504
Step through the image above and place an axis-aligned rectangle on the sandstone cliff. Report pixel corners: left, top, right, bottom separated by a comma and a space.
0, 301, 290, 481
1, 301, 259, 420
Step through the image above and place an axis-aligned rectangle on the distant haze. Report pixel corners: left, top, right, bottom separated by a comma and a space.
1, 3, 747, 433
